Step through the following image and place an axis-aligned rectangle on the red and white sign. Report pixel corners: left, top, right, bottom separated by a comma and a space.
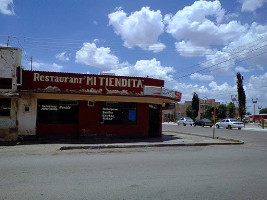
144, 86, 182, 101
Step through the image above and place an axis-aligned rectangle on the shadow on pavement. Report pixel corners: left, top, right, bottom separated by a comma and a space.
15, 133, 182, 146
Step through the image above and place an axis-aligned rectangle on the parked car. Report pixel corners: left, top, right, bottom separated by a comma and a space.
177, 117, 194, 126
215, 118, 244, 130
194, 118, 213, 127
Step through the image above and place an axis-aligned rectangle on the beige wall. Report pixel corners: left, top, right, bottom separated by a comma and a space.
0, 47, 22, 141
17, 94, 37, 135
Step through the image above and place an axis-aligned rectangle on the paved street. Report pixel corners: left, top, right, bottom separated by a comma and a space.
0, 124, 267, 200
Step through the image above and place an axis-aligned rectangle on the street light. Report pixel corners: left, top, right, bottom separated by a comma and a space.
252, 98, 258, 122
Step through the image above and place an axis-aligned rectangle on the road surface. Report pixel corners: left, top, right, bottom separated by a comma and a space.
0, 125, 266, 200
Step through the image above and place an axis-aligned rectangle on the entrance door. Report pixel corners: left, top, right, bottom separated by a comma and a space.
148, 104, 160, 137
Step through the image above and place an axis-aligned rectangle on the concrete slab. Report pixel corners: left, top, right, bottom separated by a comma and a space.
59, 131, 244, 151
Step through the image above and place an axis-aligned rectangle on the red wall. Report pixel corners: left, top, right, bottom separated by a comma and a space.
36, 101, 161, 137
78, 101, 149, 137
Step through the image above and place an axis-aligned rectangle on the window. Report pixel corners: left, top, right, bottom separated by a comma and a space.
0, 78, 12, 89
37, 99, 79, 124
100, 102, 137, 125
0, 98, 11, 116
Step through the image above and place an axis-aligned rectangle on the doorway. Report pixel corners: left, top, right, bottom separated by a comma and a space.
148, 104, 160, 137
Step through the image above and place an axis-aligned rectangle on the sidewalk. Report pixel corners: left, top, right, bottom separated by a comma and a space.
59, 131, 244, 151
243, 123, 267, 132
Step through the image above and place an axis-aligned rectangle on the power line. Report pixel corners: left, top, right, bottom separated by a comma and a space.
168, 44, 267, 81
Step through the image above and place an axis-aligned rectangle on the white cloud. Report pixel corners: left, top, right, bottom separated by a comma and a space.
108, 7, 165, 52
75, 42, 119, 69
164, 1, 247, 55
222, 22, 267, 68
0, 0, 14, 15
240, 0, 267, 12
190, 73, 214, 81
245, 73, 267, 113
55, 52, 70, 62
172, 80, 236, 103
147, 43, 166, 53
202, 51, 236, 76
105, 58, 175, 82
172, 73, 267, 114
175, 41, 216, 57
31, 61, 63, 72
235, 66, 250, 73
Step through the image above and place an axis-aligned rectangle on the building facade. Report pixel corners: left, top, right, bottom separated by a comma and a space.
0, 47, 181, 142
163, 99, 220, 122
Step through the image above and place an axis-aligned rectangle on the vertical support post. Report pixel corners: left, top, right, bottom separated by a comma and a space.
31, 56, 33, 71
213, 105, 216, 139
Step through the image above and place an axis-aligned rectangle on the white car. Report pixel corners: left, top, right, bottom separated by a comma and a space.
177, 117, 194, 126
215, 118, 244, 130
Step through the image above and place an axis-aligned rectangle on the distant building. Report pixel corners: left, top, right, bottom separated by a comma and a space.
163, 99, 220, 122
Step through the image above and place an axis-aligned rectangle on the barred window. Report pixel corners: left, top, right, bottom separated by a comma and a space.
0, 98, 11, 116
100, 102, 137, 125
37, 99, 79, 124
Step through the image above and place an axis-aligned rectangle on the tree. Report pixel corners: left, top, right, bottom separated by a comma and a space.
204, 105, 213, 119
217, 104, 227, 119
259, 108, 267, 114
227, 102, 236, 118
186, 105, 194, 119
191, 92, 199, 121
237, 72, 246, 120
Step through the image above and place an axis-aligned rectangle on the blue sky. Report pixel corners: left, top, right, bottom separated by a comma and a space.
1, 0, 267, 114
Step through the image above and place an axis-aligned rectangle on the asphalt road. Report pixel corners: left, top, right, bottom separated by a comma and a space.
0, 125, 267, 200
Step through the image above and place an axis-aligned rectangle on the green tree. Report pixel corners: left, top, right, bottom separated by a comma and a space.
227, 102, 236, 118
186, 105, 194, 119
259, 108, 267, 114
191, 92, 199, 121
237, 72, 246, 120
217, 104, 227, 119
204, 105, 213, 119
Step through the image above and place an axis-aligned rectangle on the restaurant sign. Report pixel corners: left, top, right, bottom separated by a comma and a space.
144, 86, 182, 101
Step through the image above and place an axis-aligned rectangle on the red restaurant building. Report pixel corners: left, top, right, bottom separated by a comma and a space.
0, 47, 181, 142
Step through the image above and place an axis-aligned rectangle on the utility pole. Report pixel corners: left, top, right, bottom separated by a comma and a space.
213, 105, 216, 139
252, 98, 258, 122
31, 56, 33, 71
7, 36, 10, 47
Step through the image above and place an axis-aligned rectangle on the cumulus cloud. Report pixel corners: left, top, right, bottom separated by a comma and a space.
202, 51, 236, 76
246, 73, 267, 98
190, 73, 214, 81
55, 52, 70, 62
235, 66, 250, 73
175, 41, 216, 57
147, 43, 166, 53
108, 7, 165, 52
75, 42, 119, 69
0, 0, 14, 15
245, 73, 267, 111
172, 80, 236, 103
105, 58, 175, 82
31, 61, 63, 72
164, 1, 247, 56
172, 73, 267, 114
222, 22, 267, 68
240, 0, 267, 12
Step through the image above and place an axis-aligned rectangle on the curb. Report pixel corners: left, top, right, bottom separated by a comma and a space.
162, 131, 244, 144
59, 131, 244, 151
